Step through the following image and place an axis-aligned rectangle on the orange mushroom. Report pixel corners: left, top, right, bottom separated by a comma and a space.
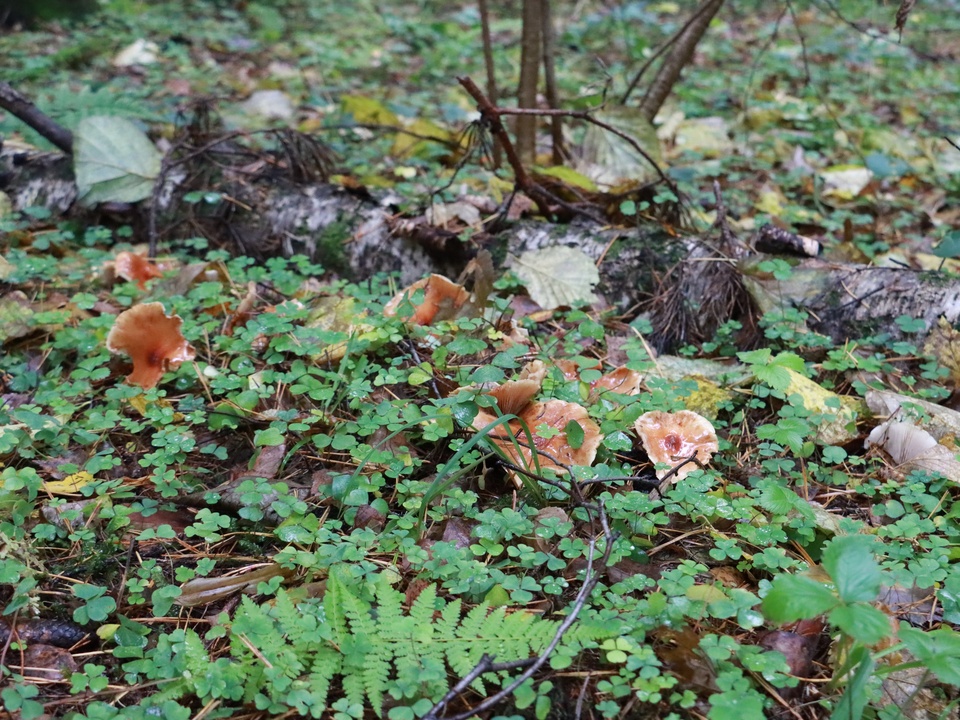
106, 303, 195, 389
591, 367, 643, 399
535, 359, 642, 401
384, 274, 469, 325
634, 410, 718, 482
486, 379, 540, 416
472, 376, 602, 482
113, 252, 163, 290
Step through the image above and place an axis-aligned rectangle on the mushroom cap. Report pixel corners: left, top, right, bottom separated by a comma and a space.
634, 410, 718, 481
384, 274, 469, 325
106, 302, 195, 389
113, 251, 163, 290
538, 360, 642, 401
474, 399, 603, 478
591, 367, 643, 399
487, 379, 540, 416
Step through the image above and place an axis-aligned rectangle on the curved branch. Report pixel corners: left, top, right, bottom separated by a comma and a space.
0, 82, 73, 154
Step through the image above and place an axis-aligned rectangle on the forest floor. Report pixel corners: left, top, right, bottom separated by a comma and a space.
2, 2, 960, 719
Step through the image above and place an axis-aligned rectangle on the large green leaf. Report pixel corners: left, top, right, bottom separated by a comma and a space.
828, 604, 892, 645
74, 115, 162, 205
761, 574, 838, 623
822, 535, 881, 604
898, 627, 960, 685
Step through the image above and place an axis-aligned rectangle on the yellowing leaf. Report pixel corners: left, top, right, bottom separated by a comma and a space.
307, 295, 376, 364
509, 246, 599, 310
686, 584, 728, 604
534, 165, 598, 192
683, 377, 734, 420
0, 291, 35, 340
782, 368, 861, 445
674, 117, 733, 158
43, 471, 95, 494
392, 117, 453, 158
127, 394, 183, 420
819, 165, 872, 200
97, 624, 120, 641
340, 95, 398, 126
755, 190, 785, 215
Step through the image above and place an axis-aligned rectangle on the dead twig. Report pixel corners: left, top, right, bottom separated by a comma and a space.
457, 75, 553, 219
0, 82, 74, 154
424, 501, 617, 720
458, 74, 682, 225
620, 0, 724, 105
477, 0, 502, 168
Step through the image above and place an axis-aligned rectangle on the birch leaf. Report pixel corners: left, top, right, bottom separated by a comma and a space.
74, 116, 162, 205
510, 246, 599, 310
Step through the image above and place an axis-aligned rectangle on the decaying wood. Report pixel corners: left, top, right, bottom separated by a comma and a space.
0, 145, 75, 213
742, 257, 960, 344
5, 139, 960, 351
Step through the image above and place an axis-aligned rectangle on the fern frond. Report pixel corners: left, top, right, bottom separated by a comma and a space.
273, 589, 314, 639
458, 601, 490, 639
374, 573, 405, 639
322, 571, 351, 647
513, 612, 560, 654
435, 598, 462, 641
308, 649, 342, 710
408, 583, 438, 639
477, 605, 509, 642
168, 567, 614, 717
342, 582, 376, 639
341, 669, 367, 711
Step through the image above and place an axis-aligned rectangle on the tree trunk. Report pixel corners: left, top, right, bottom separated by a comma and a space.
637, 0, 725, 123
540, 0, 564, 165
516, 0, 543, 165
477, 0, 502, 168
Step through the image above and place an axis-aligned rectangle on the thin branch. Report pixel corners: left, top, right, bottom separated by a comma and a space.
637, 0, 725, 123
0, 81, 73, 154
459, 75, 681, 223
424, 501, 618, 720
784, 0, 813, 86
496, 106, 677, 195
477, 0, 502, 167
457, 75, 552, 218
712, 179, 737, 249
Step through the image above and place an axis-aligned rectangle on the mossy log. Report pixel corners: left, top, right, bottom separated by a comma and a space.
4, 146, 960, 348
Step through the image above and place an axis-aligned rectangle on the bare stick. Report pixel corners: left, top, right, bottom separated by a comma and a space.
0, 81, 73, 154
478, 0, 502, 168
620, 0, 722, 105
424, 501, 618, 720
457, 75, 553, 218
